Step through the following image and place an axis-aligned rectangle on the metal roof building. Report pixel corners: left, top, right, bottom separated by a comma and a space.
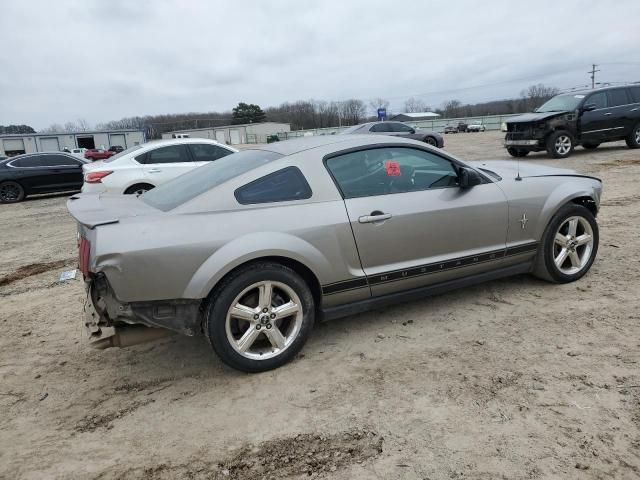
390, 112, 441, 122
0, 129, 145, 156
162, 122, 291, 145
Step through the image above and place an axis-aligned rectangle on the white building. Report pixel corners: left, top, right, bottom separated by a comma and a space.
0, 129, 145, 156
162, 122, 291, 145
390, 112, 441, 122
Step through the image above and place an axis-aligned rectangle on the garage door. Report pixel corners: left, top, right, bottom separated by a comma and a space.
229, 129, 241, 145
3, 139, 25, 155
40, 137, 60, 151
215, 130, 226, 143
109, 134, 126, 149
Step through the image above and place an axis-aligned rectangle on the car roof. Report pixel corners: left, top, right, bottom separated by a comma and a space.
560, 85, 633, 96
246, 134, 426, 157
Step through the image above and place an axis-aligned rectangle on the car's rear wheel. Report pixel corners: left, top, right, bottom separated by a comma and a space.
124, 183, 154, 195
507, 147, 529, 158
533, 204, 598, 283
546, 131, 574, 158
582, 143, 600, 150
425, 136, 437, 147
0, 181, 25, 203
626, 123, 640, 149
204, 262, 315, 372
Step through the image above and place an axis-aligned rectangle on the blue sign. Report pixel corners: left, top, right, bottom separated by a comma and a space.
377, 108, 387, 121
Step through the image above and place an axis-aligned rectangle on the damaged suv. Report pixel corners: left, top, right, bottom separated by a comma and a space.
505, 85, 640, 158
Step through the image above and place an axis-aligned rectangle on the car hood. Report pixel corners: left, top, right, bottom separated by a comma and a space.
67, 193, 160, 229
506, 111, 568, 124
469, 160, 600, 180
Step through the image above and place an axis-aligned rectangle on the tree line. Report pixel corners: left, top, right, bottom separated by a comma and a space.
25, 83, 560, 138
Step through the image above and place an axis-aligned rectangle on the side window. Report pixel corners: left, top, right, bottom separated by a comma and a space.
608, 88, 630, 107
10, 156, 44, 167
326, 147, 459, 199
188, 144, 233, 162
391, 123, 413, 133
43, 154, 80, 166
370, 123, 389, 132
144, 145, 191, 164
235, 167, 312, 205
587, 92, 608, 109
629, 86, 640, 104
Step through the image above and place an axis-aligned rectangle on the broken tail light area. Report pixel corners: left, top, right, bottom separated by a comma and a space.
85, 171, 112, 184
79, 236, 91, 278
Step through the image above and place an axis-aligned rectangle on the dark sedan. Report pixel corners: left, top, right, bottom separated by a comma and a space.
0, 152, 88, 203
342, 121, 444, 148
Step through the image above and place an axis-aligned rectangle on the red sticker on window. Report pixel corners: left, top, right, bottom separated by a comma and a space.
385, 161, 401, 176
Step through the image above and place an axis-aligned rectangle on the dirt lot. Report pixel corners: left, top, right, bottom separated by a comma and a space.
1, 131, 640, 479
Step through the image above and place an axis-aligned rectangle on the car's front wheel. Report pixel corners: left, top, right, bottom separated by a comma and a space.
204, 262, 315, 372
626, 123, 640, 149
425, 136, 437, 147
0, 181, 25, 203
546, 131, 574, 158
533, 204, 598, 283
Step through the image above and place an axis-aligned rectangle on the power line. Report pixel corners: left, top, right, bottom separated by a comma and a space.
588, 64, 600, 89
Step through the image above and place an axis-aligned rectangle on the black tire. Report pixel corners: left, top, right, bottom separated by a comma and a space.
625, 123, 640, 149
124, 183, 154, 195
582, 143, 600, 150
546, 131, 574, 158
0, 181, 25, 203
425, 136, 437, 147
507, 147, 529, 158
204, 262, 315, 372
533, 204, 599, 284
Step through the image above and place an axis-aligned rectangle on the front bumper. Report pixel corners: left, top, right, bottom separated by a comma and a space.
504, 139, 540, 147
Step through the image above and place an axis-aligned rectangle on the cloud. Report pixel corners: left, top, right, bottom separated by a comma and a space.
1, 0, 639, 129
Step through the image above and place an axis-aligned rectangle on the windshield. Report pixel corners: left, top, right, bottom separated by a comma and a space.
141, 149, 283, 211
104, 144, 143, 162
536, 93, 585, 112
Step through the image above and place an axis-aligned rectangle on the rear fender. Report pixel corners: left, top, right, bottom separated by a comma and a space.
182, 232, 330, 299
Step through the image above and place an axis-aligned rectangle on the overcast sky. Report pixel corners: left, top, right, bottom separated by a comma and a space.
1, 0, 639, 130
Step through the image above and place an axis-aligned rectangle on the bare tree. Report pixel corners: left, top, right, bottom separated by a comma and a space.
39, 123, 64, 133
340, 99, 367, 126
442, 99, 463, 118
404, 97, 428, 113
368, 97, 390, 115
520, 83, 560, 111
76, 118, 91, 131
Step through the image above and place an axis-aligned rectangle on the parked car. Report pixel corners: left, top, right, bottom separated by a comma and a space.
65, 147, 87, 158
0, 152, 88, 203
505, 85, 640, 158
81, 138, 237, 195
342, 121, 444, 148
444, 125, 458, 134
467, 122, 486, 132
84, 149, 116, 161
108, 145, 124, 154
457, 121, 468, 132
68, 135, 602, 372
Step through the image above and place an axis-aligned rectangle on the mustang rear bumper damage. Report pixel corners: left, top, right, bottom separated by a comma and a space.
84, 273, 202, 349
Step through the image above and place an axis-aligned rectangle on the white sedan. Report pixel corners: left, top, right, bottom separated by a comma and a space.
81, 138, 237, 195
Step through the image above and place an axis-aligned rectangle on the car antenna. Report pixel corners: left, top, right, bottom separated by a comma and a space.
515, 156, 522, 181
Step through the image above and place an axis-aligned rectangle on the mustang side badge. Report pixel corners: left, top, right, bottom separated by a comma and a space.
520, 212, 528, 229
385, 161, 401, 176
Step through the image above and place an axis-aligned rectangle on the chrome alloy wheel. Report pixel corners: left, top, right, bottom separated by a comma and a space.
635, 126, 640, 144
225, 281, 303, 360
553, 216, 594, 275
554, 135, 572, 155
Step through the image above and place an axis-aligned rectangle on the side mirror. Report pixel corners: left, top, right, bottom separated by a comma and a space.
582, 103, 596, 112
409, 128, 415, 134
458, 167, 483, 189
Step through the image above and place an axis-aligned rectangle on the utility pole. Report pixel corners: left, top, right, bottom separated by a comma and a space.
588, 64, 600, 89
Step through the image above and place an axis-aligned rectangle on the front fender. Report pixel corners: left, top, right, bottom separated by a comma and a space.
534, 179, 601, 239
182, 232, 331, 299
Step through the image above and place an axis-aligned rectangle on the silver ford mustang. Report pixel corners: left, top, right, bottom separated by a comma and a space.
68, 135, 602, 372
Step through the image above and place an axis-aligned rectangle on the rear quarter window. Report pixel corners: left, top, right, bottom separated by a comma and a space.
235, 167, 312, 205
628, 86, 640, 104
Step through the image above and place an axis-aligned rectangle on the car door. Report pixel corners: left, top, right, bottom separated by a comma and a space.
187, 143, 234, 168
325, 146, 509, 297
605, 88, 635, 138
8, 155, 57, 192
580, 91, 609, 143
389, 122, 419, 139
369, 123, 393, 135
141, 144, 195, 186
43, 154, 84, 189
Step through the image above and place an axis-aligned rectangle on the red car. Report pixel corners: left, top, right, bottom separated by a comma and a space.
84, 149, 116, 161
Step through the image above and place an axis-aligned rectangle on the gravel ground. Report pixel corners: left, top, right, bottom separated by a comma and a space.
1, 131, 639, 479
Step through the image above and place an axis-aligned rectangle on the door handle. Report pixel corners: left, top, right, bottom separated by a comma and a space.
358, 212, 392, 223
604, 112, 612, 116
148, 168, 162, 173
